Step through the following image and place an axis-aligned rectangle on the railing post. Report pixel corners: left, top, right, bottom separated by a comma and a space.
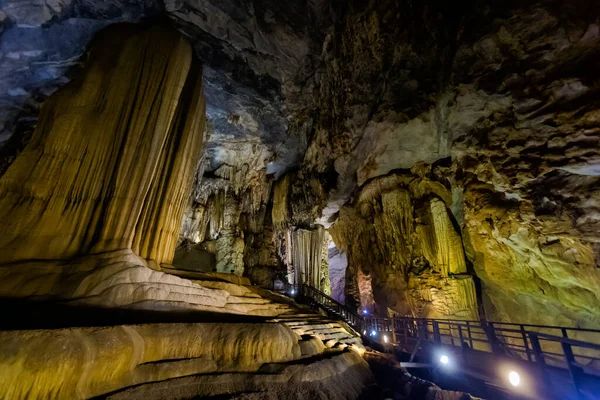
529, 333, 548, 378
466, 321, 474, 349
418, 320, 426, 342
458, 325, 468, 363
561, 340, 582, 397
485, 321, 502, 354
521, 325, 533, 362
432, 320, 441, 343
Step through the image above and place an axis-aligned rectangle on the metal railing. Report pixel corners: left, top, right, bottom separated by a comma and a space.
365, 316, 600, 371
300, 284, 600, 395
301, 285, 365, 330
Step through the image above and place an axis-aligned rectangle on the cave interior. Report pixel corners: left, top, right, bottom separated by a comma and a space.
0, 0, 599, 399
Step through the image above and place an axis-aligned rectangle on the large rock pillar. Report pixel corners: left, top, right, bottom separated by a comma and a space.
0, 24, 211, 308
0, 24, 205, 266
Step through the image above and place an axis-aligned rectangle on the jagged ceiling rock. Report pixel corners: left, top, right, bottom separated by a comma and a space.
0, 0, 160, 146
0, 0, 326, 177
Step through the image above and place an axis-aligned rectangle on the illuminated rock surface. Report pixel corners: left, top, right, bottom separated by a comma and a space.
1, 0, 600, 398
0, 309, 372, 399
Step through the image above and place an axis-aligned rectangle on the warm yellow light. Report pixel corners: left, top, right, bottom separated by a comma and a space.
383, 335, 389, 343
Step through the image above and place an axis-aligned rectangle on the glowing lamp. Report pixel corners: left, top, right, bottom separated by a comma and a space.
440, 355, 449, 365
509, 371, 521, 387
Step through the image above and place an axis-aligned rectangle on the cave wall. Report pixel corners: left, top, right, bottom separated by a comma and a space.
1, 0, 598, 328
328, 242, 347, 303
452, 3, 600, 328
299, 0, 600, 327
330, 168, 479, 320
176, 162, 276, 277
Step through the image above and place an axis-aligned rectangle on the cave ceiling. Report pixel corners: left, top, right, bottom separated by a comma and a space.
0, 0, 600, 333
0, 0, 326, 178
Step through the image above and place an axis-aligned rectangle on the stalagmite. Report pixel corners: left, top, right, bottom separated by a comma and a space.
215, 194, 245, 275
320, 232, 332, 295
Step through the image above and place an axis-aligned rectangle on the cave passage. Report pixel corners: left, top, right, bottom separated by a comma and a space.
0, 1, 599, 399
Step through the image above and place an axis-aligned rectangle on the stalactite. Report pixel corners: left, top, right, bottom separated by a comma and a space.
374, 190, 414, 274
209, 191, 225, 239
320, 232, 331, 295
290, 226, 328, 290
272, 173, 291, 229
427, 197, 467, 276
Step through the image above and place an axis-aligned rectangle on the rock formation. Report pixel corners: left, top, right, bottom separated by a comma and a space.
297, 0, 600, 330
0, 23, 239, 313
330, 168, 479, 320
0, 23, 204, 266
0, 288, 371, 399
328, 242, 347, 303
1, 0, 600, 397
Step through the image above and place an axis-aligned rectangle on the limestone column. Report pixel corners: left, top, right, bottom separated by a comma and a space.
0, 23, 205, 266
215, 194, 245, 275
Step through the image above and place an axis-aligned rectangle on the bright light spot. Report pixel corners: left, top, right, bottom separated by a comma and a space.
371, 330, 377, 336
363, 330, 367, 335
383, 335, 389, 343
509, 371, 520, 387
440, 355, 449, 365
362, 309, 368, 315
290, 289, 296, 295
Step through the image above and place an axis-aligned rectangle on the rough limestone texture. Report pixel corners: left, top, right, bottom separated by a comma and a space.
0, 322, 301, 399
108, 351, 371, 400
452, 6, 600, 329
0, 307, 371, 400
0, 250, 292, 316
292, 0, 600, 329
331, 170, 479, 320
2, 0, 600, 334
